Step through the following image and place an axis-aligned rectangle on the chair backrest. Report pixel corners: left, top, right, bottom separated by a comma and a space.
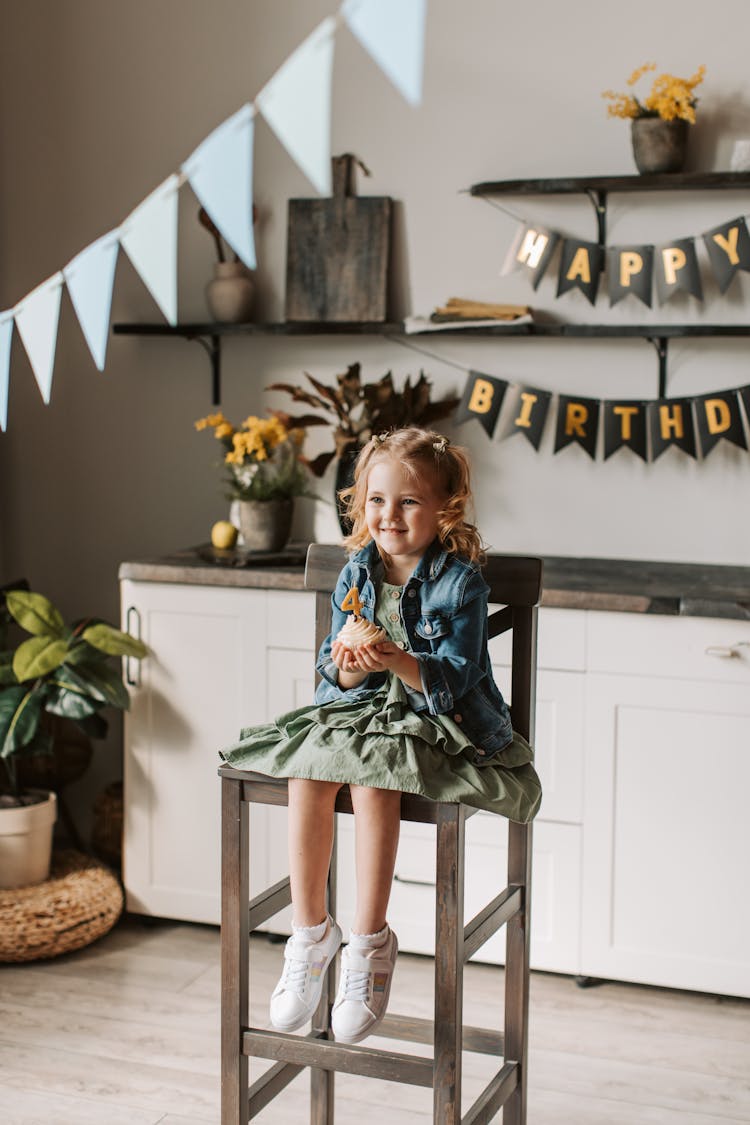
304, 544, 542, 743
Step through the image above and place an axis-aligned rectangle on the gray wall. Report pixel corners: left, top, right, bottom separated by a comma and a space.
1, 1, 749, 825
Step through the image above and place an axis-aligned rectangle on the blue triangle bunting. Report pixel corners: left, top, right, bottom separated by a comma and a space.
63, 231, 120, 371
343, 0, 427, 106
0, 312, 13, 431
182, 104, 257, 270
14, 273, 64, 404
256, 17, 336, 195
120, 175, 180, 324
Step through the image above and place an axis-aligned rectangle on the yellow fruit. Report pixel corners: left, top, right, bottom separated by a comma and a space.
211, 520, 238, 549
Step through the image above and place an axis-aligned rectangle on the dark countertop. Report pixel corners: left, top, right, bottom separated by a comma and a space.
118, 546, 750, 620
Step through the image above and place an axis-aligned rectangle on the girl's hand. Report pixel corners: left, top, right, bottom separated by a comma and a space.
354, 642, 424, 693
331, 639, 369, 688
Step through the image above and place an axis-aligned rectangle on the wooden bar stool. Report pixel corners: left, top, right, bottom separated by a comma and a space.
220, 544, 542, 1124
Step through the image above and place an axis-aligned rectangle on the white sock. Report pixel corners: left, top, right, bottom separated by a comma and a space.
349, 923, 389, 949
293, 916, 328, 943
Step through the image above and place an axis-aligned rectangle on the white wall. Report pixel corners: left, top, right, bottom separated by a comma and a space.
1, 1, 749, 822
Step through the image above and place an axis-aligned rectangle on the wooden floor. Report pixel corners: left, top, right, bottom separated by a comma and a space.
0, 916, 748, 1124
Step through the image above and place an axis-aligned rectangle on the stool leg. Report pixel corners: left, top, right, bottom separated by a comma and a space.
434, 804, 466, 1124
222, 777, 249, 1125
503, 820, 532, 1125
310, 810, 338, 1124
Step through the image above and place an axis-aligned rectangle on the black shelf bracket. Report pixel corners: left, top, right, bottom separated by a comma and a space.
584, 188, 608, 253
188, 333, 222, 405
646, 336, 669, 398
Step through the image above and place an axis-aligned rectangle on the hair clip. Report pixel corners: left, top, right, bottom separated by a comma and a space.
432, 436, 448, 454
373, 432, 389, 445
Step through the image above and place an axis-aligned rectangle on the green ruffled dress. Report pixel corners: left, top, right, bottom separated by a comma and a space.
220, 581, 542, 823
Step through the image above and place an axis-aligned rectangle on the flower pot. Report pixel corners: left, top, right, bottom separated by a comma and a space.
205, 261, 255, 323
0, 790, 57, 889
631, 117, 689, 174
334, 444, 361, 535
238, 498, 294, 552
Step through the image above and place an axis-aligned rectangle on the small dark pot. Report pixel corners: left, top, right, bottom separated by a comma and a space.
335, 445, 361, 535
238, 498, 294, 551
631, 117, 689, 174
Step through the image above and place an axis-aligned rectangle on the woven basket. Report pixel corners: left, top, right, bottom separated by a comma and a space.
0, 849, 123, 963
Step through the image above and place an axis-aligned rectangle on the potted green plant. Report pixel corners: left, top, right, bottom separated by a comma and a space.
602, 62, 706, 174
0, 585, 148, 889
267, 362, 460, 531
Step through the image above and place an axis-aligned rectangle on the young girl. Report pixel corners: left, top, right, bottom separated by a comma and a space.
221, 427, 541, 1045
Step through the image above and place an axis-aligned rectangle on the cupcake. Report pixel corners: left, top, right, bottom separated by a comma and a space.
336, 615, 386, 651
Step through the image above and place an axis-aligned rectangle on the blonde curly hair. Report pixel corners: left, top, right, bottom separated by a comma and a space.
340, 427, 485, 564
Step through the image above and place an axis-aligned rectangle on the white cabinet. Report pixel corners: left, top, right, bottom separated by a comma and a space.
120, 577, 750, 997
120, 579, 314, 925
582, 614, 750, 997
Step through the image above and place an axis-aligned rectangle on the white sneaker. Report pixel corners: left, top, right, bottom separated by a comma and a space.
269, 917, 342, 1032
331, 927, 398, 1044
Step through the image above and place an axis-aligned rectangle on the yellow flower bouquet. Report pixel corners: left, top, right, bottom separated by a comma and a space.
195, 411, 311, 501
603, 63, 706, 124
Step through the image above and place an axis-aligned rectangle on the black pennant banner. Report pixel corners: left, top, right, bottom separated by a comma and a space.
607, 245, 654, 308
655, 237, 703, 304
602, 400, 649, 461
648, 398, 697, 461
740, 385, 750, 425
554, 395, 600, 459
702, 216, 750, 294
496, 384, 552, 449
454, 370, 508, 434
511, 224, 559, 289
557, 239, 604, 305
694, 391, 748, 455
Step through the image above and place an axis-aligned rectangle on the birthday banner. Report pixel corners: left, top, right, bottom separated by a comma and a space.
0, 0, 428, 431
455, 369, 750, 463
507, 215, 750, 307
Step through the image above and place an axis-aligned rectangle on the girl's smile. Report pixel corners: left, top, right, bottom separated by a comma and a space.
365, 459, 444, 578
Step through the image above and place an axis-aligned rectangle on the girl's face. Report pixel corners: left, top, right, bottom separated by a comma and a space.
364, 458, 443, 574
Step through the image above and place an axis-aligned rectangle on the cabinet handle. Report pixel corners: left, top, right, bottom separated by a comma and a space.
704, 641, 750, 659
393, 873, 436, 888
126, 606, 142, 687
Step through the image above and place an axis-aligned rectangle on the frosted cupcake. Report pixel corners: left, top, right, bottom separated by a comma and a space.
336, 615, 386, 651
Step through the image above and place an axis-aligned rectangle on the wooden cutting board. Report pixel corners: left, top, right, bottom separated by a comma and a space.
285, 154, 392, 323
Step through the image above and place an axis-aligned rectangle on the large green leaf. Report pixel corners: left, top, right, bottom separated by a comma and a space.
6, 591, 65, 638
55, 661, 129, 711
12, 636, 69, 682
0, 684, 44, 757
82, 623, 148, 659
44, 683, 101, 721
64, 640, 109, 667
0, 650, 17, 686
73, 711, 109, 740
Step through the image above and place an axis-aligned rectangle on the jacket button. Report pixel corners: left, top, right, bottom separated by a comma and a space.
454, 713, 462, 723
424, 623, 432, 634
407, 589, 416, 598
477, 748, 486, 757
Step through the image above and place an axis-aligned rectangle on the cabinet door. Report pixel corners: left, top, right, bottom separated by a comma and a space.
582, 672, 750, 997
121, 580, 268, 924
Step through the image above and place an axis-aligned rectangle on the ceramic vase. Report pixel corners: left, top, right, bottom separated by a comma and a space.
238, 498, 294, 552
205, 261, 255, 323
631, 118, 689, 174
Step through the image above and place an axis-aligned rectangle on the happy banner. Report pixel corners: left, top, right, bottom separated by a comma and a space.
508, 214, 750, 305
456, 369, 750, 463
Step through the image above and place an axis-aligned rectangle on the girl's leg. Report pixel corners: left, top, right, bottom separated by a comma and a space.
348, 784, 402, 933
287, 777, 342, 926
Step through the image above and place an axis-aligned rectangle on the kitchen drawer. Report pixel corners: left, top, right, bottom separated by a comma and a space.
489, 607, 586, 672
266, 590, 316, 650
587, 611, 750, 683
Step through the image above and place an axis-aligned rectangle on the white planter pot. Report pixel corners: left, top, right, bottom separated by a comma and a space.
0, 790, 57, 889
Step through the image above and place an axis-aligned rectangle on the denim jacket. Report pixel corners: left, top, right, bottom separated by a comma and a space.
315, 538, 513, 763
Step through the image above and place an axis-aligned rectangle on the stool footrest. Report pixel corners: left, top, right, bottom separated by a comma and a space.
243, 1027, 434, 1087
248, 876, 291, 930
248, 1059, 304, 1117
463, 885, 522, 962
462, 1061, 519, 1125
378, 1012, 504, 1056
